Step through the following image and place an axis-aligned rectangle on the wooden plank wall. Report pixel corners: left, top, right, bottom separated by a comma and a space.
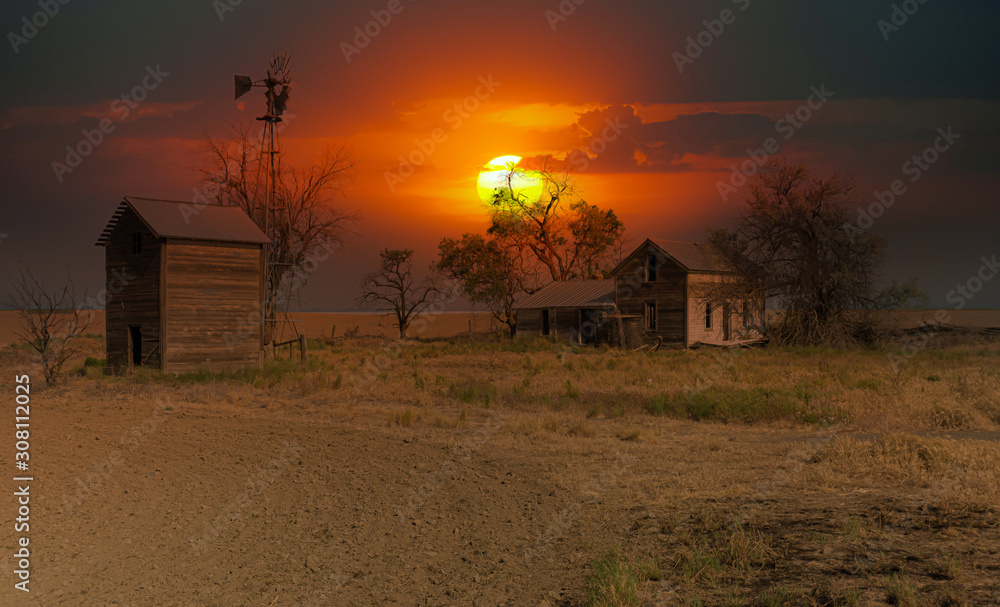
554, 309, 580, 342
516, 309, 541, 335
105, 208, 161, 371
163, 240, 262, 373
515, 308, 585, 343
614, 243, 686, 344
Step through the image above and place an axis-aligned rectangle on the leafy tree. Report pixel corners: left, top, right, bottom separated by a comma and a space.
436, 234, 522, 336
487, 159, 625, 281
709, 161, 923, 345
359, 249, 440, 339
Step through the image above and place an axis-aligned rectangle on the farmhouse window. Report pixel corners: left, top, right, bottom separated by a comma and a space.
705, 303, 713, 329
131, 232, 142, 255
644, 301, 657, 330
645, 253, 657, 282
541, 309, 550, 336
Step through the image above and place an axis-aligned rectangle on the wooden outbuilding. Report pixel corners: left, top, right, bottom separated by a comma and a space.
514, 279, 615, 343
95, 196, 269, 373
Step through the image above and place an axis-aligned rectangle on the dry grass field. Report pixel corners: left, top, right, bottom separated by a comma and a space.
1, 326, 999, 606
0, 311, 498, 345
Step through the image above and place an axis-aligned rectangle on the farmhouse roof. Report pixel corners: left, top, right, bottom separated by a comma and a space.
610, 239, 731, 275
95, 196, 270, 246
515, 279, 615, 310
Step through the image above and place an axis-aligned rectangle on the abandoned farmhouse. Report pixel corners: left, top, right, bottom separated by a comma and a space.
515, 239, 764, 347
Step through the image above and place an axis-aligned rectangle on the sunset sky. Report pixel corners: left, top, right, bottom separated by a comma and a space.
1, 0, 997, 310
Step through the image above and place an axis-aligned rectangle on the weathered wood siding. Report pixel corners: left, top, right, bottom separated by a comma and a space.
515, 308, 587, 343
554, 309, 580, 341
163, 240, 263, 373
105, 208, 161, 371
686, 273, 764, 346
516, 308, 541, 335
614, 243, 686, 344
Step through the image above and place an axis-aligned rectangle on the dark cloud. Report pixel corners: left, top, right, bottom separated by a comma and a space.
535, 105, 776, 173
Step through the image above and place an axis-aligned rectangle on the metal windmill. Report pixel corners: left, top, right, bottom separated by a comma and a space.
234, 51, 304, 355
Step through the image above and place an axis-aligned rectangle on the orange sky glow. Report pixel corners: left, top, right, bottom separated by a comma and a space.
0, 1, 996, 309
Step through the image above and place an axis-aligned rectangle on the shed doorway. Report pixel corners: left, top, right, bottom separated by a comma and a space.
129, 325, 142, 367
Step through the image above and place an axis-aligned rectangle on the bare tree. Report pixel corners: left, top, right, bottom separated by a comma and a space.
8, 266, 91, 384
359, 249, 440, 339
197, 124, 359, 288
486, 158, 625, 282
709, 161, 923, 345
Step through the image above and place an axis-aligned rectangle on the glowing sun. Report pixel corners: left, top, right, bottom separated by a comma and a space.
476, 156, 544, 205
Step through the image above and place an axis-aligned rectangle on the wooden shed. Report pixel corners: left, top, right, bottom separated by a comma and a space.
95, 196, 269, 373
609, 239, 763, 348
514, 279, 615, 344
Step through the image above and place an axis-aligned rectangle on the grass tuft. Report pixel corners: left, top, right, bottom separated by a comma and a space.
884, 574, 918, 606
757, 586, 792, 607
448, 380, 498, 407
388, 407, 415, 427
587, 549, 648, 607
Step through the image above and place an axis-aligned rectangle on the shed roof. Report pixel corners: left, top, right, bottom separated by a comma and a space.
610, 238, 730, 275
516, 279, 615, 310
95, 196, 270, 246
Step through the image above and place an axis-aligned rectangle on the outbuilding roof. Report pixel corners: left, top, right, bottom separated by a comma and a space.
95, 196, 270, 246
515, 279, 615, 310
610, 238, 731, 275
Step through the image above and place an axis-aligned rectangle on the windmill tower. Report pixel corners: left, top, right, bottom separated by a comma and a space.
234, 51, 304, 354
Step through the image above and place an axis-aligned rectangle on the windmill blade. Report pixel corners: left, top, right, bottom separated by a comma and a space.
274, 84, 291, 116
270, 50, 291, 84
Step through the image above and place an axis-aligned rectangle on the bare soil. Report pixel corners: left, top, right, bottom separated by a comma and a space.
3, 382, 998, 606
